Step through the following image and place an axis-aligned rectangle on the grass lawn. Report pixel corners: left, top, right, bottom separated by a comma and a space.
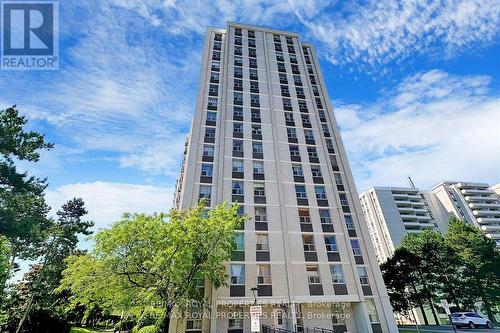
399, 328, 443, 333
70, 327, 111, 333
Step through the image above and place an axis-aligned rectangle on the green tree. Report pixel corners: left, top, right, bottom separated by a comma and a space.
381, 247, 430, 324
0, 235, 10, 297
15, 198, 94, 333
444, 217, 500, 322
59, 202, 244, 333
0, 105, 53, 265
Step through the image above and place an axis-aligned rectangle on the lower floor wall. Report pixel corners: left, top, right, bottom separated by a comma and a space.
168, 298, 398, 333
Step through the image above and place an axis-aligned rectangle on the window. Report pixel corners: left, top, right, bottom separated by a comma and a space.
235, 28, 242, 36
330, 265, 344, 283
357, 266, 369, 285
306, 265, 321, 284
248, 30, 255, 38
339, 193, 349, 206
283, 98, 292, 109
286, 36, 293, 44
289, 145, 300, 157
304, 130, 314, 141
302, 235, 316, 252
326, 139, 335, 152
233, 92, 243, 105
307, 64, 314, 74
234, 56, 243, 66
330, 155, 339, 171
234, 79, 243, 90
254, 183, 265, 197
285, 112, 294, 123
307, 147, 318, 158
186, 319, 202, 331
210, 72, 219, 83
252, 142, 263, 153
206, 111, 217, 122
296, 87, 305, 98
279, 73, 287, 83
233, 106, 243, 119
250, 69, 258, 80
278, 63, 286, 72
199, 185, 211, 200
235, 36, 242, 45
302, 114, 311, 126
252, 125, 262, 136
311, 166, 322, 178
325, 236, 338, 252
256, 234, 269, 251
319, 209, 331, 224
251, 109, 261, 122
351, 240, 361, 256
292, 164, 303, 176
251, 94, 260, 106
315, 186, 327, 200
275, 43, 282, 51
253, 161, 264, 174
295, 185, 307, 199
345, 215, 355, 230
233, 233, 244, 251
237, 206, 244, 216
208, 97, 218, 109
209, 84, 218, 96
233, 122, 243, 134
230, 264, 245, 285
298, 100, 308, 112
255, 207, 267, 222
212, 51, 220, 60
234, 67, 243, 78
232, 159, 244, 172
289, 54, 297, 63
322, 123, 331, 135
316, 98, 324, 109
248, 39, 256, 48
291, 64, 300, 74
203, 145, 214, 157
281, 85, 290, 96
201, 164, 213, 177
233, 140, 243, 152
298, 209, 310, 223
250, 81, 259, 93
287, 127, 297, 139
334, 174, 344, 186
214, 33, 222, 41
287, 45, 295, 53
211, 62, 220, 72
232, 182, 244, 195
234, 46, 242, 55
249, 58, 257, 68
229, 317, 244, 329
276, 52, 284, 62
257, 264, 272, 285
205, 127, 216, 138
294, 75, 302, 86
366, 299, 380, 323
312, 85, 319, 96
273, 34, 281, 42
248, 48, 257, 58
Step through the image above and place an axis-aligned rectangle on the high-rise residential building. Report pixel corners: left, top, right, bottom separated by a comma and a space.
490, 183, 500, 197
431, 181, 500, 246
359, 187, 447, 263
173, 22, 398, 333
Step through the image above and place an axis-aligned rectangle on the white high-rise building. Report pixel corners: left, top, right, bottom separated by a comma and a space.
359, 187, 447, 263
431, 181, 500, 247
173, 22, 398, 333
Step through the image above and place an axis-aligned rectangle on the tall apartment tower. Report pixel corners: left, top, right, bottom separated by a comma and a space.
359, 187, 447, 263
173, 22, 398, 333
431, 181, 500, 247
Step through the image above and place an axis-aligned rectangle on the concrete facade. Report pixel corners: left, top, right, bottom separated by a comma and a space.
359, 187, 446, 263
172, 22, 398, 333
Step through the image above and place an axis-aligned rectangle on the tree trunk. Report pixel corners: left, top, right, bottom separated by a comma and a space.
411, 283, 428, 325
428, 297, 440, 325
156, 306, 172, 333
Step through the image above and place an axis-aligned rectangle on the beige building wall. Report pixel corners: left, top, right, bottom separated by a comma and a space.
173, 22, 398, 333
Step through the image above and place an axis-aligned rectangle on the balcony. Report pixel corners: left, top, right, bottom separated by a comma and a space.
469, 202, 500, 209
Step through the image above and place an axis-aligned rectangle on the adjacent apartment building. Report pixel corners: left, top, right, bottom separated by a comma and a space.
431, 181, 500, 247
359, 187, 447, 263
173, 22, 398, 333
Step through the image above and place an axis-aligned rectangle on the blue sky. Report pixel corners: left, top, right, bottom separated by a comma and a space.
1, 0, 500, 231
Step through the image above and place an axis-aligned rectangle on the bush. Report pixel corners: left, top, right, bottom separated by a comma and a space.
138, 325, 157, 333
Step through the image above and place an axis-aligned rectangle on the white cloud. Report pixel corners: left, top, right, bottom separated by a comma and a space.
336, 70, 500, 191
291, 0, 500, 67
46, 181, 174, 230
